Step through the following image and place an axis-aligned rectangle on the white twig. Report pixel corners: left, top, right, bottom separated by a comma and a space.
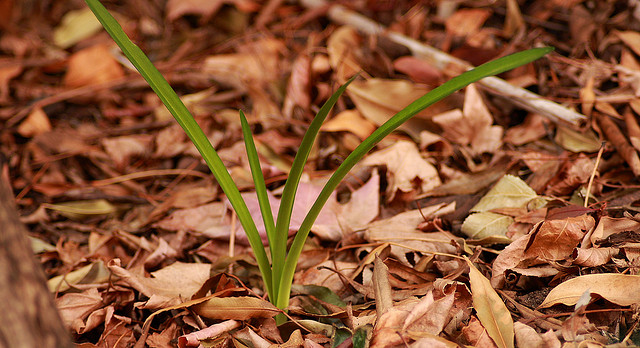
300, 0, 588, 127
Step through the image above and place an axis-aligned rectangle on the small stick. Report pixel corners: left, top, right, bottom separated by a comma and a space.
299, 0, 588, 127
584, 142, 605, 207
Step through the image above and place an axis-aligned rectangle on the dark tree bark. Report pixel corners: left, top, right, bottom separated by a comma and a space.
0, 167, 73, 347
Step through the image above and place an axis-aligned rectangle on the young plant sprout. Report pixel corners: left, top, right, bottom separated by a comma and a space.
86, 0, 553, 318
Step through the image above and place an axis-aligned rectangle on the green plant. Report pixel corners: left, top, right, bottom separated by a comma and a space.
85, 0, 552, 317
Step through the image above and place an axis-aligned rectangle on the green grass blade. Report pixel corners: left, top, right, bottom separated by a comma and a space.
275, 47, 554, 309
239, 110, 276, 254
271, 75, 357, 302
84, 0, 274, 299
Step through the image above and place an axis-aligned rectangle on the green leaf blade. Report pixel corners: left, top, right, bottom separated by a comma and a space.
272, 75, 357, 309
240, 110, 276, 259
276, 47, 554, 310
84, 0, 274, 299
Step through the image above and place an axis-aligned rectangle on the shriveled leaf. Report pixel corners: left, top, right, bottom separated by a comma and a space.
467, 258, 514, 348
540, 274, 640, 308
193, 296, 279, 320
471, 174, 539, 212
461, 212, 514, 239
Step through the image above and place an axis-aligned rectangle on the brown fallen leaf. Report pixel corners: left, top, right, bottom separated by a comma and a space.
193, 297, 279, 320
56, 287, 104, 333
107, 259, 211, 307
326, 26, 362, 82
539, 273, 640, 308
64, 44, 124, 88
362, 140, 441, 201
17, 107, 52, 138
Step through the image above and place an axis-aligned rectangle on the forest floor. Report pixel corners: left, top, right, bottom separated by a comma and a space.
3, 0, 640, 347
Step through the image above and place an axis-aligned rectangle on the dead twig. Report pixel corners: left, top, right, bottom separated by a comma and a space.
299, 0, 588, 128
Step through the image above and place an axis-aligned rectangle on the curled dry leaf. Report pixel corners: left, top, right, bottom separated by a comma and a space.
540, 273, 640, 308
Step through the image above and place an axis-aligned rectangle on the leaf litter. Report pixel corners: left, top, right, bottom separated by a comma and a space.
5, 0, 640, 347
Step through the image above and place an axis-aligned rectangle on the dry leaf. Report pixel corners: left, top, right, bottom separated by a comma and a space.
107, 260, 211, 305
48, 260, 111, 293
348, 78, 453, 139
616, 30, 640, 57
554, 126, 601, 153
467, 258, 514, 348
56, 288, 104, 333
461, 212, 514, 240
471, 174, 539, 213
393, 56, 442, 86
193, 296, 279, 320
17, 107, 52, 137
362, 141, 441, 201
53, 8, 103, 48
101, 134, 154, 169
327, 26, 361, 82
540, 274, 640, 308
64, 44, 124, 88
513, 321, 544, 348
444, 8, 491, 38
524, 214, 595, 261
321, 109, 376, 140
202, 38, 283, 90
166, 0, 224, 21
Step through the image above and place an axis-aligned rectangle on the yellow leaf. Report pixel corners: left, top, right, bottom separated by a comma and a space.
461, 212, 514, 239
467, 258, 514, 348
43, 199, 117, 220
53, 8, 103, 48
539, 274, 640, 308
471, 174, 538, 212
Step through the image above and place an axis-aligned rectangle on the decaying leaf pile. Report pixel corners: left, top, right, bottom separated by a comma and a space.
4, 0, 640, 347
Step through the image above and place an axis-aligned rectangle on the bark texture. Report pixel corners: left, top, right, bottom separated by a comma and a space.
0, 169, 73, 347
